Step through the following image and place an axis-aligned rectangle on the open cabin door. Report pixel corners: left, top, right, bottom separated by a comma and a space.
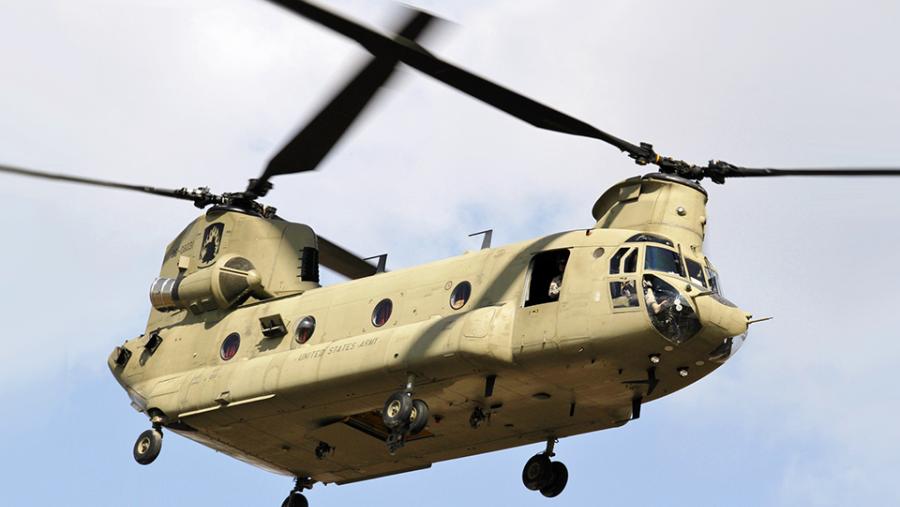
515, 249, 570, 351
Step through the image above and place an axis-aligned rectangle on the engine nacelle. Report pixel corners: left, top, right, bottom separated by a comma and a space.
150, 254, 264, 314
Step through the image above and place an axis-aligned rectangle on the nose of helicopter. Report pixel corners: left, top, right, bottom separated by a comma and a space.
698, 297, 748, 337
693, 294, 749, 361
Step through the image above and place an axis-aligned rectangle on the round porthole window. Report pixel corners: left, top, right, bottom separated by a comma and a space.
372, 298, 393, 327
449, 281, 472, 310
220, 332, 240, 361
296, 316, 316, 344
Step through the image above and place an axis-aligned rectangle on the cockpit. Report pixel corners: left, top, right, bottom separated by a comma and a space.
608, 233, 740, 348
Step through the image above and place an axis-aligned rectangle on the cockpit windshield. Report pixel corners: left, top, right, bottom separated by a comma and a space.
706, 261, 722, 295
685, 258, 707, 288
703, 259, 737, 306
644, 246, 685, 277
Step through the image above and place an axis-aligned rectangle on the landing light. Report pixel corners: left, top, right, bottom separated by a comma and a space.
677, 367, 689, 378
649, 354, 661, 364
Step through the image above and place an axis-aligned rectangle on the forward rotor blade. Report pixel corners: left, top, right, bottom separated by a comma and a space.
697, 161, 900, 183
265, 1, 900, 184
263, 0, 651, 160
248, 8, 438, 197
0, 163, 218, 206
317, 234, 378, 279
712, 166, 900, 178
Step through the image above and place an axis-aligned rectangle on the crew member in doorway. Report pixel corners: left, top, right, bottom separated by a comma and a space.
548, 254, 567, 300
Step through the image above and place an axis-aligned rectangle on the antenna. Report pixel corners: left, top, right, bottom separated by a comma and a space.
468, 229, 493, 250
364, 254, 388, 274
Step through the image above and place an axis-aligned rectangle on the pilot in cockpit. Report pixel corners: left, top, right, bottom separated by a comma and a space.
643, 278, 662, 313
644, 277, 682, 315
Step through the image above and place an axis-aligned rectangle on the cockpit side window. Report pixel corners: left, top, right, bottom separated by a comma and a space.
685, 258, 707, 288
610, 280, 639, 309
609, 247, 638, 275
623, 249, 638, 273
644, 246, 685, 277
609, 246, 639, 311
609, 247, 628, 275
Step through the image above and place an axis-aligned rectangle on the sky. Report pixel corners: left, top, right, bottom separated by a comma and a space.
1, 0, 899, 505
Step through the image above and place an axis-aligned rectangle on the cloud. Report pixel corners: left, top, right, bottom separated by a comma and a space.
0, 0, 899, 505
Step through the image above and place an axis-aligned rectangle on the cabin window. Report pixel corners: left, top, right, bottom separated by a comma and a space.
524, 250, 570, 307
686, 258, 707, 288
220, 332, 240, 361
372, 299, 393, 327
295, 316, 316, 344
450, 281, 472, 310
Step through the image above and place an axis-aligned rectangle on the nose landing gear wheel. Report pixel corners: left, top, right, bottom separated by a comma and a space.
133, 428, 163, 465
281, 492, 308, 507
283, 477, 314, 507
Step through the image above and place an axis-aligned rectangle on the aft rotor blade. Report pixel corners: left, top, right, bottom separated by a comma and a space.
263, 0, 651, 160
248, 8, 438, 197
0, 163, 218, 206
317, 234, 378, 279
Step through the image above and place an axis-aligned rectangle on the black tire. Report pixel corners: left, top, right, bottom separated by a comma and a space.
540, 461, 569, 498
521, 453, 553, 491
408, 399, 430, 435
133, 428, 163, 465
281, 493, 308, 507
382, 391, 413, 429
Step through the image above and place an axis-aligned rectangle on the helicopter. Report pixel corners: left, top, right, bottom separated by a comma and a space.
1, 0, 900, 507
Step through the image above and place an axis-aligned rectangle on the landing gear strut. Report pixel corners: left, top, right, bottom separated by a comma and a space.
281, 477, 314, 507
521, 438, 568, 498
382, 374, 430, 454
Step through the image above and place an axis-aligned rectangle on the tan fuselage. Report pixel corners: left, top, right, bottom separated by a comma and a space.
109, 175, 748, 484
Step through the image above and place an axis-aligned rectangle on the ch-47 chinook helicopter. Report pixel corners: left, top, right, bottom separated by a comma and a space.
3, 1, 900, 506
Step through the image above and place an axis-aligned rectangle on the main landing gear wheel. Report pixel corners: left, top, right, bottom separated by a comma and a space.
133, 428, 163, 465
381, 379, 430, 454
408, 398, 430, 435
382, 391, 413, 429
539, 461, 568, 498
281, 492, 308, 507
521, 438, 569, 497
522, 454, 553, 491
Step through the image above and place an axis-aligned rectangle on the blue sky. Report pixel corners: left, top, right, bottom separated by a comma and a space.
1, 1, 899, 505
